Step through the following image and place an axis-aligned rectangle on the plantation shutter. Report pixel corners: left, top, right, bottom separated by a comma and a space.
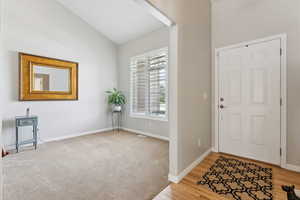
131, 57, 147, 114
130, 47, 168, 119
148, 51, 168, 117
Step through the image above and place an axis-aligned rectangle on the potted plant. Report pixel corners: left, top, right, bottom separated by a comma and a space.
106, 88, 126, 112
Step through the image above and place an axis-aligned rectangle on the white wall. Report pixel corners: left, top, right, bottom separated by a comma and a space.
117, 28, 169, 139
0, 0, 4, 197
1, 0, 117, 147
211, 0, 300, 167
149, 0, 212, 176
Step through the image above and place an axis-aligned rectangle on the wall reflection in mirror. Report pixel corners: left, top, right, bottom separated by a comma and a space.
32, 64, 70, 92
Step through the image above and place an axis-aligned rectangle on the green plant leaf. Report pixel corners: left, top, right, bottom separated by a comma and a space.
105, 88, 126, 105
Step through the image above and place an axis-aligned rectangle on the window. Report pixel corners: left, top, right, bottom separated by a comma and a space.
130, 47, 168, 121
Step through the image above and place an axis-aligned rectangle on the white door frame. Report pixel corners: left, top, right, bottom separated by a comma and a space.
213, 34, 287, 168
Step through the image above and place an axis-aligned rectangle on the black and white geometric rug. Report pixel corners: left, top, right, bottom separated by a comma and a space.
197, 156, 273, 200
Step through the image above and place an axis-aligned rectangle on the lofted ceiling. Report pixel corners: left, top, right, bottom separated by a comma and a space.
56, 0, 165, 44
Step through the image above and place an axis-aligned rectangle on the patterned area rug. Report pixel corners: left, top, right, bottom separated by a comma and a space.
197, 156, 273, 200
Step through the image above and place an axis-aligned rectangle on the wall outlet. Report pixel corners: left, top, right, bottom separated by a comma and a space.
198, 139, 201, 147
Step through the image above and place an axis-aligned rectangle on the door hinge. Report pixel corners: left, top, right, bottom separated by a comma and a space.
280, 148, 282, 156
280, 48, 283, 56
280, 98, 283, 106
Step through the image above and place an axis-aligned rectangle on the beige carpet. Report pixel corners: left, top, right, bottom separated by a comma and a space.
3, 131, 169, 200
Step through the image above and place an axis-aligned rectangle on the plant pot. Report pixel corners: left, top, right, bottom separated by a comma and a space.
112, 105, 122, 112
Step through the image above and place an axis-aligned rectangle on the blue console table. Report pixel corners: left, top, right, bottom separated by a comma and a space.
15, 115, 38, 153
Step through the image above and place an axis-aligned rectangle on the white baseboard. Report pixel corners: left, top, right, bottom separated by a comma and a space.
5, 127, 167, 150
5, 143, 34, 151
203, 148, 300, 174
285, 164, 300, 173
168, 148, 212, 183
42, 128, 113, 143
121, 127, 169, 141
5, 128, 113, 150
168, 174, 178, 183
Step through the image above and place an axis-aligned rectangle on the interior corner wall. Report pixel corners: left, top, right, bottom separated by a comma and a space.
1, 0, 118, 147
149, 0, 212, 175
117, 28, 169, 139
211, 0, 300, 167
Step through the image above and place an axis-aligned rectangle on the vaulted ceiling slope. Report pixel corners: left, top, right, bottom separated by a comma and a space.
56, 0, 164, 44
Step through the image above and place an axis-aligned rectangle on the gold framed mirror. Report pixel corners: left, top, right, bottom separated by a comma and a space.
19, 53, 78, 101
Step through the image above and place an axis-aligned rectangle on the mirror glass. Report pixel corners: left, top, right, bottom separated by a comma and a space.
32, 65, 70, 92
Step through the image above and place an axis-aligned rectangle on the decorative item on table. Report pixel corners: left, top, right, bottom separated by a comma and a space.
105, 88, 126, 112
26, 107, 30, 117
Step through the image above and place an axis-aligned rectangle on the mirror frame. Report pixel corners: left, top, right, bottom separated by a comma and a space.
19, 53, 78, 101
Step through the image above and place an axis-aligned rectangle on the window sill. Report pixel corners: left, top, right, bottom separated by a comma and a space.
130, 114, 168, 122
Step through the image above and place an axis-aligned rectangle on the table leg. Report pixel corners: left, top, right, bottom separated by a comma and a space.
16, 127, 19, 153
34, 125, 37, 150
118, 112, 120, 132
112, 112, 114, 132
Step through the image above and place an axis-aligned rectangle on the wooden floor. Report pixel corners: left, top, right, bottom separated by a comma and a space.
154, 152, 300, 200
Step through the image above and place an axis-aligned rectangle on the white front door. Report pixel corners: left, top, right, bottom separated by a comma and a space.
219, 39, 281, 165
